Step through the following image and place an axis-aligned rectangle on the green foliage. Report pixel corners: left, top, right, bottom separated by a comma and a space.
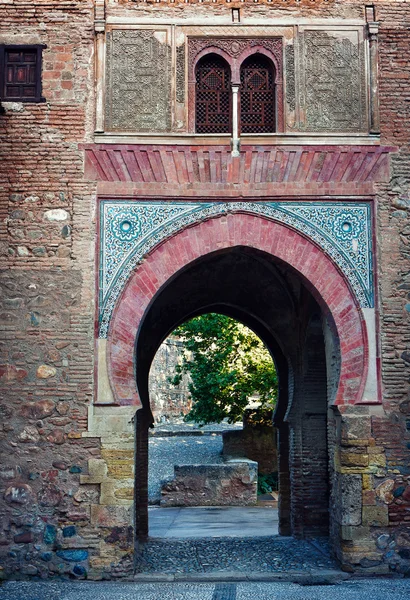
257, 472, 278, 495
169, 313, 278, 425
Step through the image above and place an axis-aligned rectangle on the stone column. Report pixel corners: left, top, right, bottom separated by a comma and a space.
231, 83, 240, 157
368, 21, 380, 135
95, 28, 105, 133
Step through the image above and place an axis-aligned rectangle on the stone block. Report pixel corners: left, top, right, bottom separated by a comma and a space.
101, 449, 133, 479
335, 474, 362, 526
368, 446, 385, 454
340, 525, 370, 541
90, 505, 131, 528
362, 490, 376, 505
341, 415, 371, 442
114, 488, 134, 500
362, 474, 373, 490
362, 505, 389, 527
100, 479, 134, 506
369, 453, 386, 467
80, 459, 108, 484
340, 451, 369, 467
89, 556, 115, 570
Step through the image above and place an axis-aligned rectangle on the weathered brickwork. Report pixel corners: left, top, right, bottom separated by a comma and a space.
0, 0, 409, 581
0, 0, 105, 582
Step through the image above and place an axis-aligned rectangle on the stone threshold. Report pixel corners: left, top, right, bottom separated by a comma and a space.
133, 570, 351, 584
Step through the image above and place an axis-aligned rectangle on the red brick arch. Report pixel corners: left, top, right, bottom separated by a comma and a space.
107, 212, 368, 407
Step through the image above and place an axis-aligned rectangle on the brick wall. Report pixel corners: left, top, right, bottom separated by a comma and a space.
0, 0, 107, 581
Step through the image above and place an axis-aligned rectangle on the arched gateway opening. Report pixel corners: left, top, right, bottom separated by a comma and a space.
107, 212, 368, 549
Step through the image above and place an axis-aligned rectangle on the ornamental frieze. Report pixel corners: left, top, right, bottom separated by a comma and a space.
98, 200, 373, 337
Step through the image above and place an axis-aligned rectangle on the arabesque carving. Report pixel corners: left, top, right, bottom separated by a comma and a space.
285, 44, 296, 112
105, 30, 171, 132
301, 30, 367, 132
188, 37, 283, 78
176, 44, 186, 104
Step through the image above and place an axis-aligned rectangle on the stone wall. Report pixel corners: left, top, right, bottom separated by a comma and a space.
160, 461, 258, 507
149, 337, 192, 422
0, 0, 110, 582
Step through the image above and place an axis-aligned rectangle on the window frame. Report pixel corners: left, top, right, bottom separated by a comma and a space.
195, 54, 232, 135
188, 38, 284, 135
239, 54, 277, 134
0, 44, 46, 103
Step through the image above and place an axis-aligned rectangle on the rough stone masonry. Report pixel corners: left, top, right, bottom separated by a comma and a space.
0, 0, 409, 581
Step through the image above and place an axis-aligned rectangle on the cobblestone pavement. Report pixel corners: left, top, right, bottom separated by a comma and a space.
148, 433, 225, 503
136, 536, 336, 573
2, 579, 410, 600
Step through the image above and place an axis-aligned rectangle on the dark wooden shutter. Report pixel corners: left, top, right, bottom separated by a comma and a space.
0, 46, 44, 102
196, 55, 231, 134
240, 55, 276, 134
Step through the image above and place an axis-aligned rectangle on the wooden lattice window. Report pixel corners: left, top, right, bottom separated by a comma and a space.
195, 54, 231, 134
240, 54, 276, 134
0, 45, 45, 102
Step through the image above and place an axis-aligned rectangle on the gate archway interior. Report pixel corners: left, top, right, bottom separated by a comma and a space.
134, 245, 341, 541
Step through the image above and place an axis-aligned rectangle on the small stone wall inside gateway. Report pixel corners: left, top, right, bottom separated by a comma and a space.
160, 461, 258, 507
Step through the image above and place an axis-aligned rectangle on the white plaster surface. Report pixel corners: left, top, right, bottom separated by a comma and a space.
361, 308, 379, 403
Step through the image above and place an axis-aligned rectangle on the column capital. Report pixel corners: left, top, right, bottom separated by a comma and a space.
368, 21, 379, 37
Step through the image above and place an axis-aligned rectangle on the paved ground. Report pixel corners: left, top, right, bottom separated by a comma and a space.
135, 536, 336, 574
149, 506, 279, 538
2, 579, 410, 600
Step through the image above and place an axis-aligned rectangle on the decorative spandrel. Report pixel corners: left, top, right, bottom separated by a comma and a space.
99, 201, 373, 338
300, 30, 367, 132
105, 30, 171, 132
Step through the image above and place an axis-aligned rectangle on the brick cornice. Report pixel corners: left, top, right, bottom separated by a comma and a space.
84, 144, 395, 196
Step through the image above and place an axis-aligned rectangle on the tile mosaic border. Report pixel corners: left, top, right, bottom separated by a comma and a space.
99, 201, 373, 338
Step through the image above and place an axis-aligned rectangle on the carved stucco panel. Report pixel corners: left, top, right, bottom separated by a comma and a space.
285, 44, 296, 129
105, 30, 171, 132
176, 43, 186, 104
299, 30, 367, 133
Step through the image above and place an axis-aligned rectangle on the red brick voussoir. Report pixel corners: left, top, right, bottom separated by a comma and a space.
108, 213, 368, 407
